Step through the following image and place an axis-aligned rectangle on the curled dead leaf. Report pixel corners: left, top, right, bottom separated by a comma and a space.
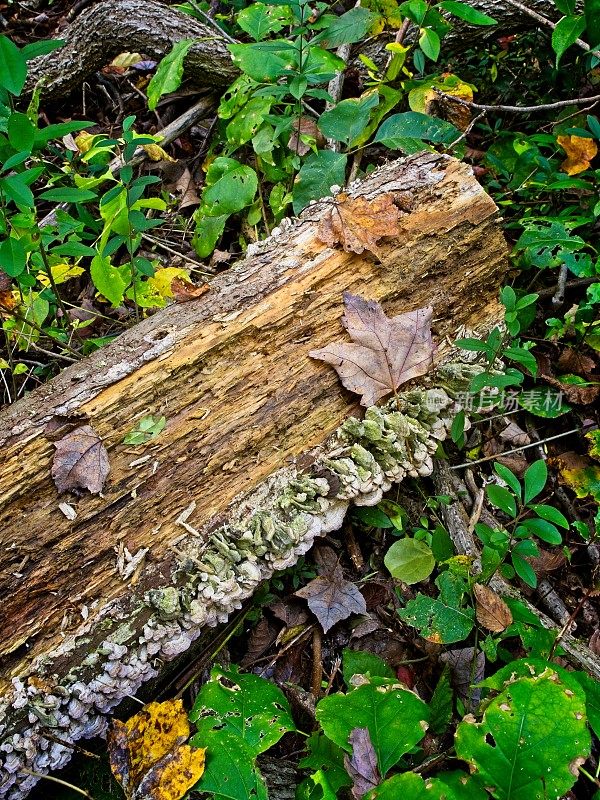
473, 583, 512, 633
171, 277, 210, 303
51, 424, 110, 495
316, 192, 403, 260
557, 134, 598, 175
108, 699, 205, 800
288, 116, 324, 156
310, 292, 434, 406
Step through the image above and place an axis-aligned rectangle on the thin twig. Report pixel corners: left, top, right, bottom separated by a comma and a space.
451, 428, 581, 469
186, 0, 238, 43
18, 769, 95, 800
436, 88, 600, 114
311, 627, 323, 698
552, 263, 568, 306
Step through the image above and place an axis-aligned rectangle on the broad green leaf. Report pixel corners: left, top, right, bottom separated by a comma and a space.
384, 538, 435, 584
524, 459, 547, 503
398, 572, 474, 644
228, 41, 295, 82
0, 36, 27, 96
586, 0, 600, 52
342, 649, 395, 687
7, 112, 35, 154
202, 157, 258, 216
292, 150, 347, 213
0, 237, 26, 277
237, 3, 292, 40
515, 221, 584, 254
39, 187, 97, 203
352, 505, 395, 528
374, 111, 461, 149
317, 92, 379, 145
551, 14, 586, 66
34, 120, 94, 148
226, 96, 273, 147
314, 7, 376, 48
303, 47, 346, 82
189, 666, 295, 756
572, 671, 600, 739
518, 518, 561, 545
494, 463, 521, 499
456, 673, 590, 799
298, 733, 352, 794
90, 254, 128, 306
512, 552, 537, 588
190, 729, 267, 800
486, 484, 517, 518
193, 214, 228, 259
438, 0, 497, 25
399, 0, 428, 25
0, 174, 34, 208
21, 38, 64, 60
371, 770, 486, 799
517, 387, 571, 418
147, 39, 194, 110
429, 666, 453, 734
527, 504, 569, 528
418, 27, 440, 61
315, 681, 429, 775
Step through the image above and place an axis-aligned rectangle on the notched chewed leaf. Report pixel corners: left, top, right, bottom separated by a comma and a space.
316, 192, 403, 260
310, 292, 434, 407
51, 423, 110, 494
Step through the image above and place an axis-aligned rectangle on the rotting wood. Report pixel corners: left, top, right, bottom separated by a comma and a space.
0, 152, 507, 797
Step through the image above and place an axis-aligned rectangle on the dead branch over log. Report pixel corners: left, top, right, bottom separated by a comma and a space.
0, 152, 506, 797
25, 0, 237, 99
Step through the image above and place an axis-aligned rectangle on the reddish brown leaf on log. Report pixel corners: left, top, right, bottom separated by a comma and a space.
52, 424, 110, 494
310, 292, 434, 406
317, 192, 402, 259
344, 727, 381, 799
473, 583, 513, 633
295, 564, 366, 633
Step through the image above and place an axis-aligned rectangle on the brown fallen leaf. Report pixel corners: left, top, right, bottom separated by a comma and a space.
537, 353, 600, 405
172, 167, 201, 209
557, 348, 597, 379
288, 116, 324, 156
310, 292, 434, 406
295, 564, 366, 633
171, 278, 210, 303
344, 727, 381, 799
51, 424, 110, 494
440, 646, 485, 709
557, 134, 598, 175
316, 192, 403, 259
473, 583, 512, 633
108, 698, 205, 800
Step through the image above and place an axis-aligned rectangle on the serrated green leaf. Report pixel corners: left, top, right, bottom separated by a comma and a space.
147, 39, 194, 110
315, 681, 429, 775
384, 538, 435, 584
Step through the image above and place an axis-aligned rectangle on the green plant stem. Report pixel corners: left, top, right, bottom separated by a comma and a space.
36, 235, 70, 324
2, 307, 81, 358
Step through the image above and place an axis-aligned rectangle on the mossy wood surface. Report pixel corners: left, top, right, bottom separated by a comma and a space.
0, 152, 506, 798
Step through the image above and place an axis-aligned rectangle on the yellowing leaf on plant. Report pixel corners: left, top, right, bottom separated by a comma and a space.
108, 698, 205, 800
74, 131, 96, 155
409, 74, 474, 131
310, 292, 434, 406
316, 192, 403, 260
38, 262, 85, 287
143, 143, 177, 163
557, 134, 598, 175
147, 267, 190, 299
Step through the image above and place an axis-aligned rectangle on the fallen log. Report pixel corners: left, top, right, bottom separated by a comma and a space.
0, 152, 507, 797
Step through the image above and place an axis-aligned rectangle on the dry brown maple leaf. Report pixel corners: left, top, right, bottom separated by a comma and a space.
317, 192, 402, 259
473, 583, 512, 633
309, 292, 434, 407
51, 424, 110, 494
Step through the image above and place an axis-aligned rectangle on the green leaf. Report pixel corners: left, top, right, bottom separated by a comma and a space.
237, 3, 292, 40
0, 174, 34, 208
315, 681, 429, 775
517, 388, 571, 418
40, 188, 98, 203
298, 733, 352, 794
374, 111, 461, 149
398, 572, 474, 644
503, 346, 538, 375
0, 237, 26, 277
524, 459, 547, 504
34, 120, 94, 148
147, 39, 194, 110
203, 157, 258, 216
512, 553, 537, 588
317, 93, 379, 146
585, 0, 600, 46
456, 673, 590, 799
438, 1, 497, 25
342, 649, 395, 686
352, 505, 395, 528
193, 214, 228, 259
370, 769, 487, 799
7, 112, 35, 154
190, 729, 267, 800
527, 504, 569, 529
90, 254, 128, 306
0, 36, 27, 96
20, 38, 64, 60
551, 14, 586, 65
384, 538, 435, 585
486, 484, 517, 518
572, 671, 600, 739
189, 666, 295, 757
518, 518, 562, 545
494, 463, 522, 500
226, 96, 273, 147
429, 666, 453, 734
313, 7, 376, 48
228, 41, 295, 83
418, 28, 440, 61
455, 337, 490, 352
292, 150, 347, 213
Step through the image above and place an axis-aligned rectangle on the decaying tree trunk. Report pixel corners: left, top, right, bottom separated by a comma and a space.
26, 0, 565, 100
0, 152, 507, 797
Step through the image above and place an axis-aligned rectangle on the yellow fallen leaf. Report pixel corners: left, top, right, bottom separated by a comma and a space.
148, 267, 190, 299
111, 52, 142, 69
38, 262, 85, 286
74, 131, 96, 155
557, 134, 598, 175
143, 143, 177, 163
108, 698, 205, 800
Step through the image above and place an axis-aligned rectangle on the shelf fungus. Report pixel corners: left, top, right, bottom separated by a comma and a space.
0, 372, 473, 799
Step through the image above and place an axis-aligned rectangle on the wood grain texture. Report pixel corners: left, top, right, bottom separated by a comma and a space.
0, 153, 506, 687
